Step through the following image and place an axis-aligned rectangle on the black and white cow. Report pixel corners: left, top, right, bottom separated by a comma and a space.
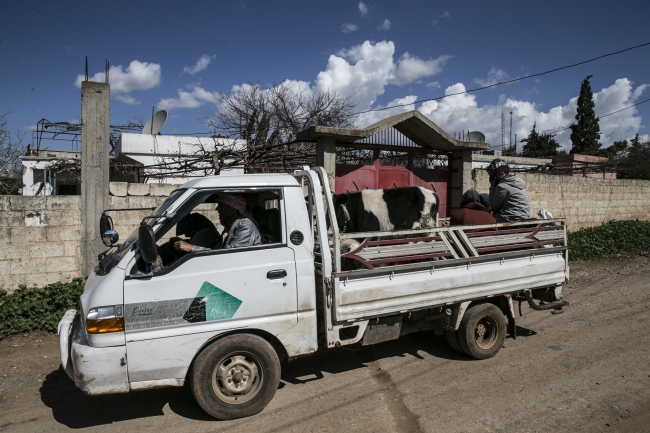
333, 186, 439, 233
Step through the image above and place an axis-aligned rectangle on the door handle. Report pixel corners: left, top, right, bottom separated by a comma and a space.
267, 269, 287, 280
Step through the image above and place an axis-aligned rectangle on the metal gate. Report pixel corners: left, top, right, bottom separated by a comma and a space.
335, 145, 451, 217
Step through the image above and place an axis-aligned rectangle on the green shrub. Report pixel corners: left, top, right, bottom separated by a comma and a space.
568, 219, 650, 261
0, 278, 84, 339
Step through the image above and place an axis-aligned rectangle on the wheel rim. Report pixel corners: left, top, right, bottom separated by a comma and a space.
474, 315, 499, 350
211, 352, 264, 405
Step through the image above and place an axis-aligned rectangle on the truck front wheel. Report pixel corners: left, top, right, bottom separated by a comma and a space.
191, 334, 280, 420
458, 303, 506, 360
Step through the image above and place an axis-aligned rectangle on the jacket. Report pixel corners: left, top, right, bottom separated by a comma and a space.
192, 217, 262, 252
489, 175, 531, 222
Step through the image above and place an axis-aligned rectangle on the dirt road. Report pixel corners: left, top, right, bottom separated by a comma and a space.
1, 256, 649, 433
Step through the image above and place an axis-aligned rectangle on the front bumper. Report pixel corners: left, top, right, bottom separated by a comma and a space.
58, 309, 130, 395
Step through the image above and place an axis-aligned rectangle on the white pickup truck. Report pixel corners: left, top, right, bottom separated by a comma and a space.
58, 166, 568, 420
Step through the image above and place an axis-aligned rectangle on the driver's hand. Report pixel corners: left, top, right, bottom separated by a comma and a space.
174, 240, 194, 253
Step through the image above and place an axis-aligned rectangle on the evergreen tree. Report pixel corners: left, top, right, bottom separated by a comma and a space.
598, 140, 628, 160
620, 135, 650, 180
570, 75, 601, 155
520, 123, 561, 157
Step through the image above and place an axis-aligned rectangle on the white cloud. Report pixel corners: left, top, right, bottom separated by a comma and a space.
413, 78, 647, 151
431, 20, 438, 27
392, 53, 452, 86
341, 23, 358, 33
115, 94, 140, 105
427, 81, 441, 89
158, 86, 220, 110
379, 19, 391, 30
356, 95, 418, 126
316, 41, 396, 110
473, 67, 509, 87
183, 54, 216, 75
315, 41, 450, 111
439, 11, 451, 19
74, 60, 161, 95
358, 2, 368, 16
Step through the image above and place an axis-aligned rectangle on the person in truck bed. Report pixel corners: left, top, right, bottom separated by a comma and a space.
450, 189, 497, 226
486, 158, 531, 222
174, 194, 262, 252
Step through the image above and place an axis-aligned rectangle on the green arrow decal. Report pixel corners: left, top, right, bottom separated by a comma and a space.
196, 281, 242, 321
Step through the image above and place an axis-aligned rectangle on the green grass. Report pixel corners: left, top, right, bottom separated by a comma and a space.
568, 219, 650, 261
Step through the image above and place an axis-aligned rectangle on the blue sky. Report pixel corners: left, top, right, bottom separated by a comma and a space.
1, 0, 649, 152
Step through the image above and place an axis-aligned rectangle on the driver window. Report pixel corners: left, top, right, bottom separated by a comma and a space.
131, 189, 284, 275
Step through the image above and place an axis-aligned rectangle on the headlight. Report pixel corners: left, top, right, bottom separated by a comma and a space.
86, 305, 124, 334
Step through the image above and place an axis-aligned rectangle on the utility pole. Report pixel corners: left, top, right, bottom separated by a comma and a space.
501, 108, 505, 152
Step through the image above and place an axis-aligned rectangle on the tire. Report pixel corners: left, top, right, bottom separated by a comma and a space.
445, 329, 464, 354
191, 334, 280, 420
458, 303, 507, 360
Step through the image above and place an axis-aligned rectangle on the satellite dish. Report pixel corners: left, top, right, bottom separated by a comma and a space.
142, 109, 168, 135
468, 131, 486, 143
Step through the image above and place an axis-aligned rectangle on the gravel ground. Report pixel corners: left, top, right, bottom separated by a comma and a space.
1, 255, 649, 432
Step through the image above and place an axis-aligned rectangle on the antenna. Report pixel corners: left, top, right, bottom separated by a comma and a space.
85, 56, 88, 82
509, 111, 513, 150
142, 109, 168, 135
105, 59, 110, 84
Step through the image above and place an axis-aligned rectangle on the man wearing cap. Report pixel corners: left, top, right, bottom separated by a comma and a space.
486, 158, 531, 222
174, 194, 262, 252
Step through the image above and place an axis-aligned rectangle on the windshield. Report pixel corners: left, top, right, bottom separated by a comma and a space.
150, 188, 187, 223
96, 188, 188, 274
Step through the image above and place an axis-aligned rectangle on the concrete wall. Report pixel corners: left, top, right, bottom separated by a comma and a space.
473, 170, 650, 230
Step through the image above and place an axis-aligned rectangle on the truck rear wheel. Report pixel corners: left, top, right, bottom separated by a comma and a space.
191, 334, 280, 420
458, 303, 506, 360
445, 329, 464, 354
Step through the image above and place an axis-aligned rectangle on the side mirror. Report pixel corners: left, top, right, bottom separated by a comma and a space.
99, 213, 113, 236
138, 223, 157, 264
102, 230, 119, 247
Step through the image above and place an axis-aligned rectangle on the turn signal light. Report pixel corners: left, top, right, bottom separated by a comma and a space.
86, 305, 124, 334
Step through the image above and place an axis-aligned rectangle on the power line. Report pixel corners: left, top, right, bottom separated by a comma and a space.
352, 41, 650, 116
543, 96, 650, 136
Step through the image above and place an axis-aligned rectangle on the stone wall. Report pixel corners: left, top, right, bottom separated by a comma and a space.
0, 195, 82, 292
473, 170, 650, 230
0, 183, 180, 293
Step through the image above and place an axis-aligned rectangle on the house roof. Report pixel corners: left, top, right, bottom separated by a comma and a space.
296, 110, 490, 151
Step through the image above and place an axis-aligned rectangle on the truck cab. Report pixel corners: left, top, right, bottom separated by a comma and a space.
59, 172, 320, 414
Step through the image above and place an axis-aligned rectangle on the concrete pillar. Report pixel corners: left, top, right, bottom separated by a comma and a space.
449, 150, 473, 215
315, 136, 336, 192
80, 81, 110, 277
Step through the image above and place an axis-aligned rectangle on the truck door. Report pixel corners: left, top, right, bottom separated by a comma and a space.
122, 188, 297, 384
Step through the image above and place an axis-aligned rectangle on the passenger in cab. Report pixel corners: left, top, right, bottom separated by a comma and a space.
174, 194, 262, 252
486, 159, 531, 222
450, 190, 496, 226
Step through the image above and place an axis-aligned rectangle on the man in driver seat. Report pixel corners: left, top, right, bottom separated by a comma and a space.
174, 194, 262, 252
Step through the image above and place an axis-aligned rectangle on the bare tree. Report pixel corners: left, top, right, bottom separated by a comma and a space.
192, 81, 356, 173
0, 112, 26, 194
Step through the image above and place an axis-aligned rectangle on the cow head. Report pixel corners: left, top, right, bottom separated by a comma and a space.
332, 193, 352, 232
